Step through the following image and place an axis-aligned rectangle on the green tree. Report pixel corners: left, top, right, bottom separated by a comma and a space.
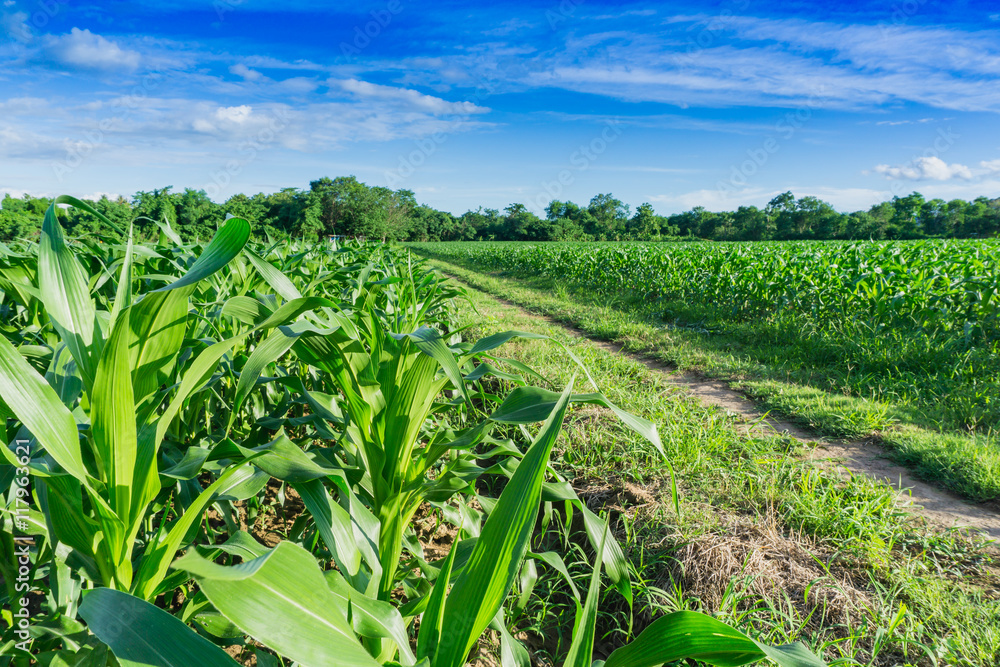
732, 205, 770, 240
175, 188, 224, 241
586, 193, 629, 239
224, 193, 269, 231
628, 202, 661, 239
132, 187, 178, 238
888, 192, 925, 238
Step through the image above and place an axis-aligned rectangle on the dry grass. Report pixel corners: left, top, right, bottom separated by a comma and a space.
672, 513, 872, 628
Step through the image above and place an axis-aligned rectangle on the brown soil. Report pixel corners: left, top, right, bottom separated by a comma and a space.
251, 480, 306, 547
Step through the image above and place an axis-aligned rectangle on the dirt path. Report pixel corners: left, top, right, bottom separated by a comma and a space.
455, 276, 1000, 540
654, 367, 1000, 540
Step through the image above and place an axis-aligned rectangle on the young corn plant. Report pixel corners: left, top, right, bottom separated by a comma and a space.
277, 304, 660, 603
0, 199, 289, 610
79, 381, 827, 667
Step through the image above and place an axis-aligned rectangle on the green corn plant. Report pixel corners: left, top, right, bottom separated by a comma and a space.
0, 198, 261, 602
276, 306, 662, 604
79, 380, 827, 667
207, 241, 651, 608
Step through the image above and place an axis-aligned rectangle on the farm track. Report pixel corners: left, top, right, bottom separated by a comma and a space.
445, 272, 1000, 541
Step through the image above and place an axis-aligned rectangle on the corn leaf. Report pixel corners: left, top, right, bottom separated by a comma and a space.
79, 588, 238, 667
598, 611, 827, 667
38, 201, 99, 391
246, 247, 303, 301
0, 335, 87, 482
428, 379, 575, 667
175, 541, 381, 667
152, 216, 250, 293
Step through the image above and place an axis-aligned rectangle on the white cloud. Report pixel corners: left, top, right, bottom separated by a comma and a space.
241, 55, 323, 71
0, 187, 32, 199
415, 15, 1000, 113
649, 187, 769, 210
874, 156, 973, 181
80, 191, 123, 202
192, 105, 258, 133
230, 63, 264, 81
1, 10, 29, 41
0, 97, 50, 112
274, 77, 318, 94
981, 159, 1000, 172
215, 105, 253, 124
0, 123, 67, 159
483, 18, 535, 36
40, 28, 141, 71
876, 118, 935, 126
335, 79, 490, 115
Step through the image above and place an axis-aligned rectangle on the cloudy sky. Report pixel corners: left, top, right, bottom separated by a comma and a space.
1, 0, 999, 215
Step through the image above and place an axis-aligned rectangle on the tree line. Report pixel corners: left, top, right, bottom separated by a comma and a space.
2, 176, 998, 244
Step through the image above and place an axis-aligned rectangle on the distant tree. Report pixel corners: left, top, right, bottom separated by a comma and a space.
586, 193, 629, 239
732, 205, 770, 241
0, 194, 46, 241
65, 195, 132, 237
628, 203, 660, 239
499, 203, 548, 241
961, 196, 1000, 237
798, 196, 843, 239
132, 187, 178, 238
381, 188, 415, 241
224, 193, 269, 231
546, 200, 591, 240
887, 192, 925, 238
175, 188, 224, 241
766, 191, 797, 239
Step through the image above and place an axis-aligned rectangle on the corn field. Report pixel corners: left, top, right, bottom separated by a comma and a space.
412, 240, 1000, 431
0, 198, 827, 666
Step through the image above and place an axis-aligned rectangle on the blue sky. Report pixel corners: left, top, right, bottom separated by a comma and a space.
1, 0, 999, 215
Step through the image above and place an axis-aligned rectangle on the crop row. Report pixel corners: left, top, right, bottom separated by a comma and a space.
416, 240, 1000, 339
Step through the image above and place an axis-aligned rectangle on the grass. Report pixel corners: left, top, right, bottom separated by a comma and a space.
411, 248, 1000, 504
439, 262, 1000, 666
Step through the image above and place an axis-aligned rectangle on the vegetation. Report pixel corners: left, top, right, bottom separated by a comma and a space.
411, 240, 1000, 501
444, 273, 1000, 667
0, 197, 836, 666
3, 180, 998, 245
